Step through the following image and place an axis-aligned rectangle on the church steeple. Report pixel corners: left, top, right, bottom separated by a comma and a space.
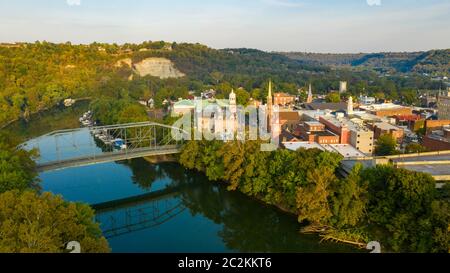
267, 80, 273, 109
267, 80, 274, 131
307, 83, 313, 103
268, 80, 273, 103
347, 96, 354, 116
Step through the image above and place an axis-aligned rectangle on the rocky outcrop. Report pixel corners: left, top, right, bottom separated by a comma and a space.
114, 57, 184, 79
133, 57, 185, 79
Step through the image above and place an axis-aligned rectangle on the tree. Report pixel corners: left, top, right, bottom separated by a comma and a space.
180, 140, 203, 171
331, 163, 368, 228
362, 165, 441, 252
326, 92, 341, 103
0, 190, 110, 253
0, 134, 39, 194
235, 88, 250, 106
218, 141, 246, 191
210, 71, 224, 84
117, 104, 148, 124
296, 166, 337, 226
374, 134, 398, 156
404, 143, 427, 154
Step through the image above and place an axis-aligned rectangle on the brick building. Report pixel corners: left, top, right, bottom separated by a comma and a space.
295, 121, 340, 144
319, 116, 374, 154
371, 122, 405, 143
274, 93, 296, 106
359, 103, 412, 117
438, 91, 450, 120
425, 120, 450, 134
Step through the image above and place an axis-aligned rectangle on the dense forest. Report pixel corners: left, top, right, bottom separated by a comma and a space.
0, 41, 447, 128
281, 50, 450, 75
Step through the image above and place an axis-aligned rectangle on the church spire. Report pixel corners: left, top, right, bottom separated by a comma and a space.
307, 83, 313, 103
268, 80, 273, 99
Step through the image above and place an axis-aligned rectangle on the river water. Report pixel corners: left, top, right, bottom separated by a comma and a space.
5, 102, 359, 253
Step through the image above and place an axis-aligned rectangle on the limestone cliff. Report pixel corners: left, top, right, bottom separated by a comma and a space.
133, 57, 185, 79
115, 57, 185, 79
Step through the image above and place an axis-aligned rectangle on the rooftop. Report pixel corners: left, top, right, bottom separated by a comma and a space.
279, 111, 300, 121
275, 92, 296, 97
304, 121, 323, 126
283, 142, 325, 151
373, 121, 403, 131
321, 115, 371, 132
283, 142, 367, 158
304, 102, 348, 111
359, 103, 410, 112
321, 144, 367, 158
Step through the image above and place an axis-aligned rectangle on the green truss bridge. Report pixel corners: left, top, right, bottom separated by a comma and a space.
21, 122, 188, 172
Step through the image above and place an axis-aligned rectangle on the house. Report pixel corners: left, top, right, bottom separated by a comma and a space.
274, 93, 296, 106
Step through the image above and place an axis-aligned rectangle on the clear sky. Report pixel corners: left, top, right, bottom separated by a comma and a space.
0, 0, 449, 53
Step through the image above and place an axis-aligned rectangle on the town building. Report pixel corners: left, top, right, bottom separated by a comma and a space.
421, 94, 437, 108
425, 120, 450, 134
304, 102, 348, 111
319, 115, 374, 155
339, 81, 348, 94
274, 92, 296, 106
423, 125, 450, 152
172, 99, 195, 116
371, 121, 405, 143
283, 142, 366, 158
295, 121, 340, 145
359, 103, 412, 117
438, 91, 450, 120
359, 95, 376, 105
394, 114, 424, 131
279, 111, 301, 131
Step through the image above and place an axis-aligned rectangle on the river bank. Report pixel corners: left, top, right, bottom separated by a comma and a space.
1, 100, 90, 141
7, 107, 363, 253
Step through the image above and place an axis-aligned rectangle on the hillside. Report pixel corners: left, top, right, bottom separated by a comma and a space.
0, 41, 445, 127
281, 50, 450, 75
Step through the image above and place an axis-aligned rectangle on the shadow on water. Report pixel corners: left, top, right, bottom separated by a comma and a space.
101, 160, 361, 253
10, 107, 362, 253
2, 101, 90, 141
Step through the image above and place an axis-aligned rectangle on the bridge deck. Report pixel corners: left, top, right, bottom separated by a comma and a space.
37, 145, 181, 172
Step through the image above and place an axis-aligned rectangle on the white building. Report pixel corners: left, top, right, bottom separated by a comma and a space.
339, 81, 348, 93
359, 95, 376, 105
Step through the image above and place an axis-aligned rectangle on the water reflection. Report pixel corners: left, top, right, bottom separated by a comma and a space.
106, 161, 360, 253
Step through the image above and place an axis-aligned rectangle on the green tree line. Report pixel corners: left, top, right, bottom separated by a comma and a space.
179, 140, 449, 253
0, 133, 110, 253
1, 41, 444, 128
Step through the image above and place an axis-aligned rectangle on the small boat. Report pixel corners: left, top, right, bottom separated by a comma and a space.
113, 139, 125, 149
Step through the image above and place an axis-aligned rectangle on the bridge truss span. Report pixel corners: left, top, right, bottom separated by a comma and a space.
22, 122, 187, 172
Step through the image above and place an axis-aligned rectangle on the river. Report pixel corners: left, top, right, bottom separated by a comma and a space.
4, 103, 360, 253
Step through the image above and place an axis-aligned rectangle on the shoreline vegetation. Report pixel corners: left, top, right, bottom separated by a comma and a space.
179, 140, 450, 253
2, 104, 449, 252
0, 132, 111, 253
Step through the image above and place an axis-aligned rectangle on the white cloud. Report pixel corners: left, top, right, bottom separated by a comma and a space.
67, 0, 81, 6
367, 0, 381, 6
